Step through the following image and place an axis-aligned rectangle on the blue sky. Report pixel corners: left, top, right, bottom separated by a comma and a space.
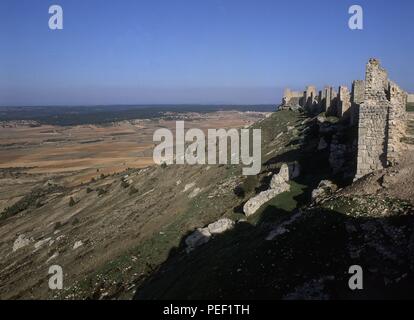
0, 0, 413, 106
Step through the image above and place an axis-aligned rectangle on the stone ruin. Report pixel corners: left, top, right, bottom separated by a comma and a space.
279, 58, 409, 180
355, 59, 407, 179
281, 82, 363, 123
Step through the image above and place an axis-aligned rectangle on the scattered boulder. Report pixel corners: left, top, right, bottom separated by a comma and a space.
317, 115, 327, 123
73, 240, 83, 250
270, 162, 300, 189
244, 183, 290, 217
244, 162, 298, 217
183, 183, 195, 192
188, 187, 202, 199
311, 180, 338, 203
185, 228, 211, 252
13, 234, 33, 252
34, 237, 52, 251
270, 164, 290, 187
207, 218, 235, 235
46, 252, 59, 263
185, 218, 235, 252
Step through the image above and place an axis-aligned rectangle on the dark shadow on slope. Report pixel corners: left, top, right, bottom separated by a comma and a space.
132, 111, 381, 300
134, 205, 414, 300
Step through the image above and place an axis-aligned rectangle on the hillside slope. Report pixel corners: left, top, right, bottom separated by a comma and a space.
1, 109, 413, 300
133, 110, 414, 300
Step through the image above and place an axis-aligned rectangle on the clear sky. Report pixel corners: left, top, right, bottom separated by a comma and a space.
1, 0, 413, 106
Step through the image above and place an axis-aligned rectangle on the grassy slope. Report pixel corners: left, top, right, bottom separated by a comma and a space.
133, 110, 414, 300
58, 108, 414, 299
57, 110, 309, 299
131, 110, 334, 299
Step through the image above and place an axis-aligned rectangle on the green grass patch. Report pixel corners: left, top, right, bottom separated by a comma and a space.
249, 181, 307, 225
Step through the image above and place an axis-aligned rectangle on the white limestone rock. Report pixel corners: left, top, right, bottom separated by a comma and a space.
270, 163, 300, 189
46, 252, 59, 263
207, 218, 235, 235
13, 234, 33, 252
34, 237, 52, 251
73, 240, 84, 250
270, 164, 289, 188
243, 182, 290, 217
188, 187, 202, 199
185, 228, 211, 252
183, 183, 195, 192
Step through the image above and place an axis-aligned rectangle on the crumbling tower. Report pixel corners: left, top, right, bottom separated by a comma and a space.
355, 58, 407, 180
337, 85, 351, 118
350, 80, 365, 126
387, 80, 408, 164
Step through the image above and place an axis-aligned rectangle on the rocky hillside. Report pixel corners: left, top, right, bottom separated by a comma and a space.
1, 108, 413, 299
134, 109, 414, 300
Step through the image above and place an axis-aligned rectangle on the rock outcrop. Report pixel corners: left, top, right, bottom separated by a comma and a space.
185, 228, 211, 252
311, 180, 338, 203
207, 218, 235, 235
185, 218, 235, 252
13, 234, 33, 252
243, 186, 290, 217
244, 163, 299, 217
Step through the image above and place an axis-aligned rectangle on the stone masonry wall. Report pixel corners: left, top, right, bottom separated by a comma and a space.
355, 59, 408, 180
338, 86, 351, 118
350, 80, 365, 126
355, 59, 390, 179
387, 81, 407, 165
280, 59, 407, 181
282, 88, 304, 107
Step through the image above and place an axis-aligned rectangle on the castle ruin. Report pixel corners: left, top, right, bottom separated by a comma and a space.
280, 58, 409, 180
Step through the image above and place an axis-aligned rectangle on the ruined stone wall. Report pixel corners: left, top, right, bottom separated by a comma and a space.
284, 88, 303, 100
324, 86, 332, 113
321, 86, 338, 115
387, 81, 407, 165
350, 80, 365, 126
280, 59, 407, 181
355, 59, 390, 179
355, 59, 407, 180
305, 85, 317, 108
337, 86, 351, 118
282, 88, 304, 107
